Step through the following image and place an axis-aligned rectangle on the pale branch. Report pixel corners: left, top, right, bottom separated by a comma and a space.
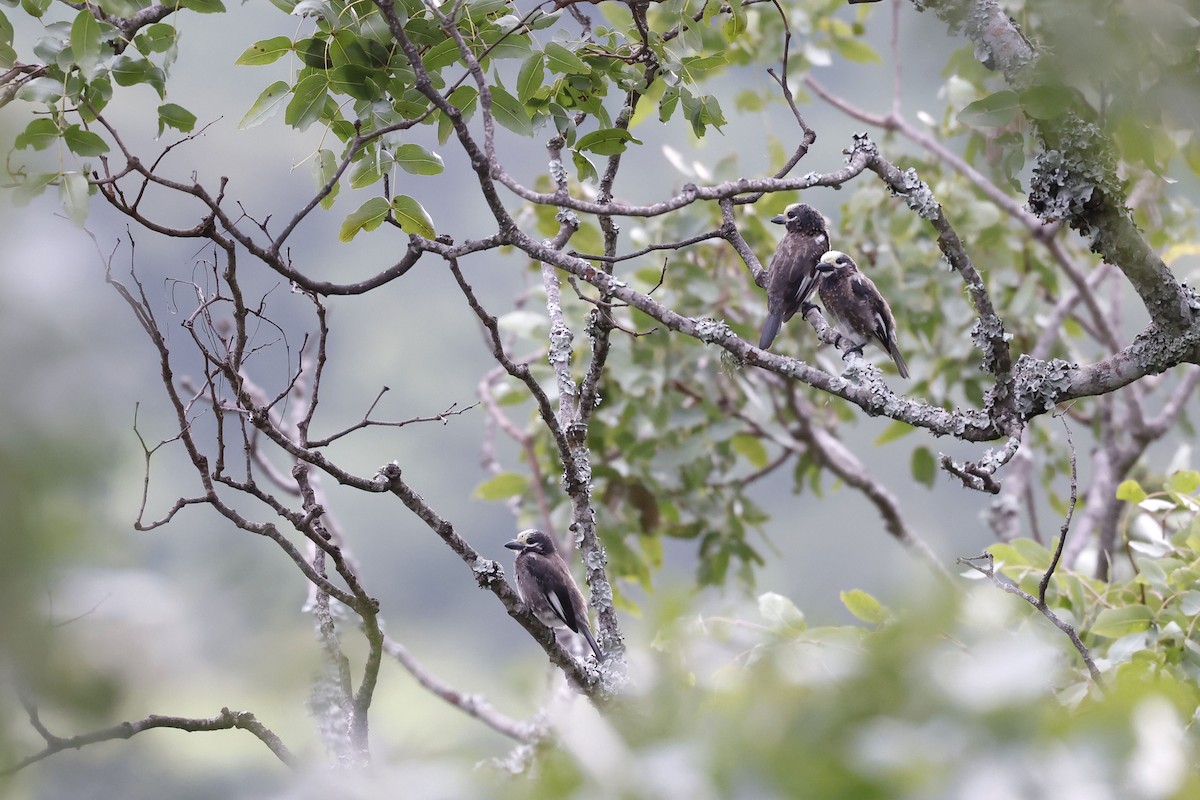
1039, 419, 1076, 606
803, 74, 1043, 233
0, 62, 46, 109
5, 701, 298, 775
536, 147, 625, 661
307, 398, 479, 448
569, 227, 727, 265
719, 198, 767, 286
939, 436, 1020, 494
294, 462, 382, 758
858, 137, 1015, 393
959, 413, 1102, 685
676, 374, 950, 576
958, 550, 1103, 688
920, 0, 1196, 334
373, 463, 609, 701
383, 635, 535, 742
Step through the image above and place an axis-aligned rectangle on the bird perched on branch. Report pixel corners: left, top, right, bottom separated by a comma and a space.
505, 529, 604, 661
759, 203, 830, 350
815, 250, 909, 379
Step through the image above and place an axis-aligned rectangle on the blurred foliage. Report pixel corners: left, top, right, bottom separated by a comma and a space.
496, 575, 1200, 799
5, 0, 1200, 791
481, 473, 1200, 797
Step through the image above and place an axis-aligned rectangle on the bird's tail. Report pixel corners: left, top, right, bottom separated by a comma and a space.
759, 313, 782, 350
889, 343, 909, 379
580, 624, 605, 661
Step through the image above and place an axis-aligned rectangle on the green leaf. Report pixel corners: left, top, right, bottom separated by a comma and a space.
840, 589, 888, 625
13, 171, 60, 206
285, 73, 328, 130
1090, 605, 1154, 639
911, 446, 936, 488
543, 41, 590, 75
1116, 479, 1147, 504
70, 9, 105, 78
873, 419, 915, 445
235, 36, 292, 66
14, 118, 60, 151
680, 53, 728, 82
472, 471, 529, 500
730, 433, 768, 470
1134, 556, 1168, 592
439, 85, 477, 144
0, 9, 14, 48
757, 591, 806, 634
393, 143, 444, 175
832, 36, 879, 64
571, 149, 596, 184
390, 194, 435, 239
311, 148, 340, 209
423, 38, 461, 71
659, 85, 680, 123
1019, 85, 1074, 120
17, 76, 64, 104
97, 0, 144, 19
109, 55, 166, 97
1178, 591, 1200, 616
238, 80, 290, 129
958, 90, 1021, 129
721, 0, 746, 41
20, 0, 51, 20
1165, 470, 1200, 495
178, 0, 224, 12
58, 170, 89, 227
338, 196, 390, 242
133, 22, 176, 55
156, 103, 196, 135
516, 52, 544, 106
488, 83, 532, 136
63, 124, 108, 156
575, 127, 642, 156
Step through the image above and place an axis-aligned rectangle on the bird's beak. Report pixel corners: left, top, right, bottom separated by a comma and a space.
815, 262, 834, 273
770, 214, 785, 224
504, 539, 525, 551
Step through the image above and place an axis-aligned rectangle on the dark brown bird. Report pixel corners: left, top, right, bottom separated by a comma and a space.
505, 529, 603, 661
815, 250, 909, 379
759, 203, 830, 350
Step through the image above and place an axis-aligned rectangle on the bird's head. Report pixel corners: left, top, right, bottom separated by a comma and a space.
504, 529, 556, 556
770, 203, 826, 235
817, 250, 857, 274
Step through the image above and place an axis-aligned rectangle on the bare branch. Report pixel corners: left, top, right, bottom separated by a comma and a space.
383, 636, 534, 742
6, 700, 297, 774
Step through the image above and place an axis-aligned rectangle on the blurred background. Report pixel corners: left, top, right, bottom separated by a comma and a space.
3, 0, 1193, 796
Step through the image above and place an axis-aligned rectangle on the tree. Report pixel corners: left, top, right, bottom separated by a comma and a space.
2, 0, 1199, 793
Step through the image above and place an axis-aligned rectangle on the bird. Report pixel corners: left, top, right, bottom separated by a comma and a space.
504, 529, 604, 661
758, 202, 830, 350
814, 250, 909, 379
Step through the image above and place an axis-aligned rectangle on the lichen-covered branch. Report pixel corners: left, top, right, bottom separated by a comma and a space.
5, 701, 297, 775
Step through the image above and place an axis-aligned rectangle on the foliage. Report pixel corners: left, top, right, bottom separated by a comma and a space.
3, 0, 1200, 791
499, 580, 1200, 800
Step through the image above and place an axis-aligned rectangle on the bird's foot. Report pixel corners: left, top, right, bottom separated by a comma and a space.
841, 342, 866, 361
800, 300, 821, 315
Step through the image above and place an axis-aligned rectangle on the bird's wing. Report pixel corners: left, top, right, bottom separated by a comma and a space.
528, 558, 580, 632
851, 275, 909, 378
781, 235, 829, 321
